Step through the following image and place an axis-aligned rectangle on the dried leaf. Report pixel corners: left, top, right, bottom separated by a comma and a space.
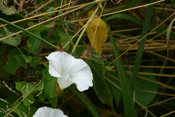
86, 10, 108, 53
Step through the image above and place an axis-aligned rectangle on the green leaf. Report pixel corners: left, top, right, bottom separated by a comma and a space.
13, 100, 32, 117
58, 28, 70, 50
43, 68, 57, 98
56, 17, 71, 26
15, 81, 43, 107
15, 55, 33, 67
42, 68, 58, 107
42, 7, 54, 18
16, 81, 27, 91
33, 80, 44, 92
0, 44, 6, 55
15, 55, 27, 67
50, 97, 58, 108
135, 69, 158, 106
16, 81, 35, 107
0, 93, 34, 117
0, 93, 18, 116
27, 21, 47, 32
91, 50, 103, 64
106, 71, 121, 107
0, 6, 16, 15
29, 57, 42, 67
23, 94, 35, 107
89, 60, 113, 106
3, 48, 20, 75
0, 27, 21, 46
38, 92, 47, 102
40, 28, 59, 43
24, 56, 32, 63
27, 107, 37, 117
16, 80, 44, 93
68, 87, 100, 117
27, 32, 42, 54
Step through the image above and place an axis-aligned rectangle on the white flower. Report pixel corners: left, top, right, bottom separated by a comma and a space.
46, 51, 93, 92
33, 106, 68, 117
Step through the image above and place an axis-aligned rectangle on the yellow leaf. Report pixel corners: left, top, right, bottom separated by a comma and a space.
86, 10, 108, 53
78, 20, 84, 27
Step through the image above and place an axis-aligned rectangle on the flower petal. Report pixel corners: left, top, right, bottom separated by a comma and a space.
47, 51, 93, 91
33, 106, 68, 117
61, 52, 77, 79
57, 73, 73, 90
46, 52, 63, 78
68, 59, 93, 92
46, 52, 75, 78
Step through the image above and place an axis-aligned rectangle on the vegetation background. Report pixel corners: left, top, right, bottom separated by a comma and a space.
0, 0, 175, 116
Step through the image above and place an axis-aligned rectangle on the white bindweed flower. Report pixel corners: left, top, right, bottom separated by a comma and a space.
46, 51, 93, 92
33, 106, 68, 117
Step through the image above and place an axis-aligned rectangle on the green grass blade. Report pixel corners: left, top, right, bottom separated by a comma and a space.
104, 0, 142, 14
170, 0, 175, 5
0, 18, 57, 49
131, 0, 154, 90
104, 17, 135, 117
121, 0, 142, 9
107, 14, 175, 38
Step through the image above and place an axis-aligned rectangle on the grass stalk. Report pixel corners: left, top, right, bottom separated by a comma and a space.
0, 18, 57, 49
104, 17, 135, 117
131, 0, 155, 90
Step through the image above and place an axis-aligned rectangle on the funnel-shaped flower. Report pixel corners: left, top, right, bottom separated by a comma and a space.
33, 106, 67, 117
46, 51, 93, 92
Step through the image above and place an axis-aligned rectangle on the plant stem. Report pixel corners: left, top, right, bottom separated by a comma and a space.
131, 0, 154, 91
0, 18, 57, 49
104, 17, 135, 117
